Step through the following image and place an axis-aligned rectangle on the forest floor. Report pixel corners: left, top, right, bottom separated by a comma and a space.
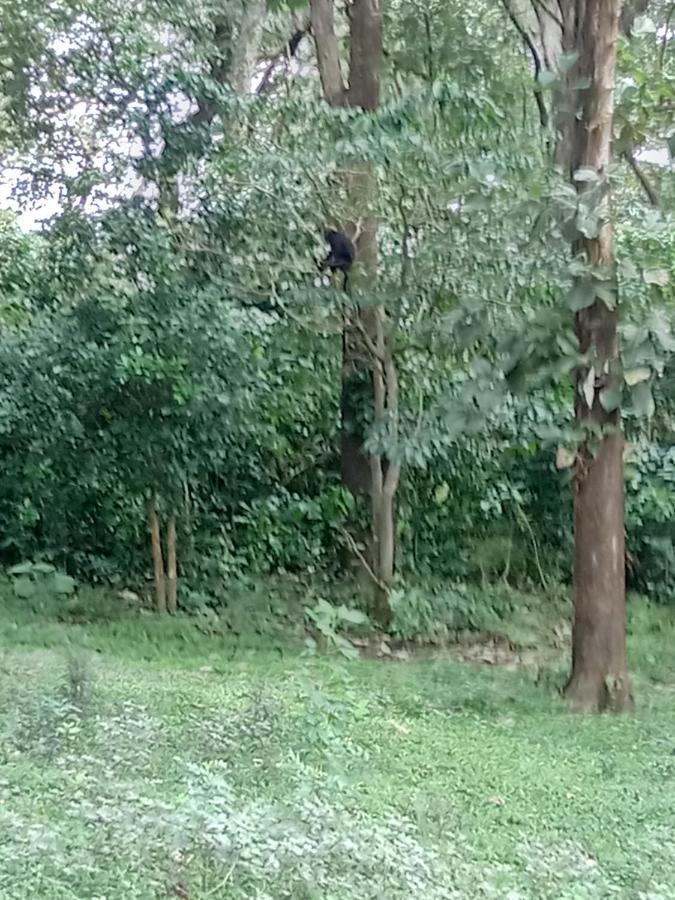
1, 589, 675, 899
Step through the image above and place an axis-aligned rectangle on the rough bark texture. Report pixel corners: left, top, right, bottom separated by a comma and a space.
146, 496, 166, 613
563, 0, 632, 712
502, 0, 650, 167
370, 318, 401, 624
503, 0, 635, 711
229, 0, 267, 95
166, 516, 177, 615
346, 0, 383, 110
309, 0, 347, 105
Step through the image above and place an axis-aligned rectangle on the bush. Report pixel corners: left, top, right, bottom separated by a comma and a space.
389, 582, 517, 642
626, 443, 675, 603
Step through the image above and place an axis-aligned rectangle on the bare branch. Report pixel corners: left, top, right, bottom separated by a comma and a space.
623, 149, 659, 207
337, 525, 387, 591
500, 0, 550, 129
661, 4, 675, 68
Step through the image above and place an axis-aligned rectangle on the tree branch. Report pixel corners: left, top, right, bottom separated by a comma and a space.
661, 4, 675, 69
500, 0, 550, 129
623, 149, 659, 207
337, 525, 387, 590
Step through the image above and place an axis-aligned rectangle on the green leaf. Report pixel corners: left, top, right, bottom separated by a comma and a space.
13, 577, 35, 599
558, 51, 579, 73
434, 482, 450, 505
631, 381, 655, 418
566, 279, 596, 311
573, 167, 599, 183
643, 269, 670, 287
336, 605, 368, 625
599, 385, 621, 412
8, 562, 34, 576
624, 366, 650, 386
575, 210, 602, 239
53, 573, 76, 595
334, 635, 359, 659
631, 15, 657, 36
595, 284, 616, 310
536, 70, 557, 88
33, 562, 56, 574
582, 366, 595, 410
463, 193, 490, 212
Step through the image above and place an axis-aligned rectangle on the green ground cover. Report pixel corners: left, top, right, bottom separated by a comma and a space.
1, 591, 674, 899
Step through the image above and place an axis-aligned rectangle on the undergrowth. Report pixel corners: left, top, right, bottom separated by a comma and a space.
1, 582, 675, 898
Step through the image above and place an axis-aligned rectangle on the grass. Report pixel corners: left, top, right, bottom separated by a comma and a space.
1, 586, 675, 898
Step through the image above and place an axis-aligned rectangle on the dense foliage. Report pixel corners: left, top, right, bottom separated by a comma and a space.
0, 0, 673, 621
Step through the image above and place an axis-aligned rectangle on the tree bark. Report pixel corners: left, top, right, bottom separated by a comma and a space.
146, 495, 166, 613
166, 516, 177, 614
503, 0, 635, 711
229, 0, 267, 96
309, 0, 347, 105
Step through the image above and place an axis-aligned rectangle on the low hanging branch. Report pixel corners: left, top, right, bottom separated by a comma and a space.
336, 524, 387, 591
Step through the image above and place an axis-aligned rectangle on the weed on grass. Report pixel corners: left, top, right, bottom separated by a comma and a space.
1, 592, 675, 898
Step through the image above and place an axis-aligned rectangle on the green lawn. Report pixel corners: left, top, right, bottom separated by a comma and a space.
1, 594, 675, 899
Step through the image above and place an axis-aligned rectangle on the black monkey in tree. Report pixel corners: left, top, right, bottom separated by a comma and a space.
320, 228, 356, 290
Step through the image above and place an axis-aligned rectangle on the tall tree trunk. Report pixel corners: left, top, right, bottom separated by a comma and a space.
311, 0, 398, 624
503, 0, 637, 710
563, 0, 632, 711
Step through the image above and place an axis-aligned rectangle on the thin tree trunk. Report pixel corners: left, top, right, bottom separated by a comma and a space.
311, 0, 397, 625
166, 516, 177, 614
146, 496, 166, 613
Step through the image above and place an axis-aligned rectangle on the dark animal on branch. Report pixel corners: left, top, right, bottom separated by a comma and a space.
320, 229, 355, 290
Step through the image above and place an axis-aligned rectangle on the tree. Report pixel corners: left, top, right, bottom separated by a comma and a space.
310, 0, 400, 623
561, 0, 631, 711
502, 0, 642, 710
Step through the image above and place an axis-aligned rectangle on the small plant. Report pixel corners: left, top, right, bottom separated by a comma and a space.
8, 561, 76, 603
63, 652, 94, 710
304, 598, 368, 659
